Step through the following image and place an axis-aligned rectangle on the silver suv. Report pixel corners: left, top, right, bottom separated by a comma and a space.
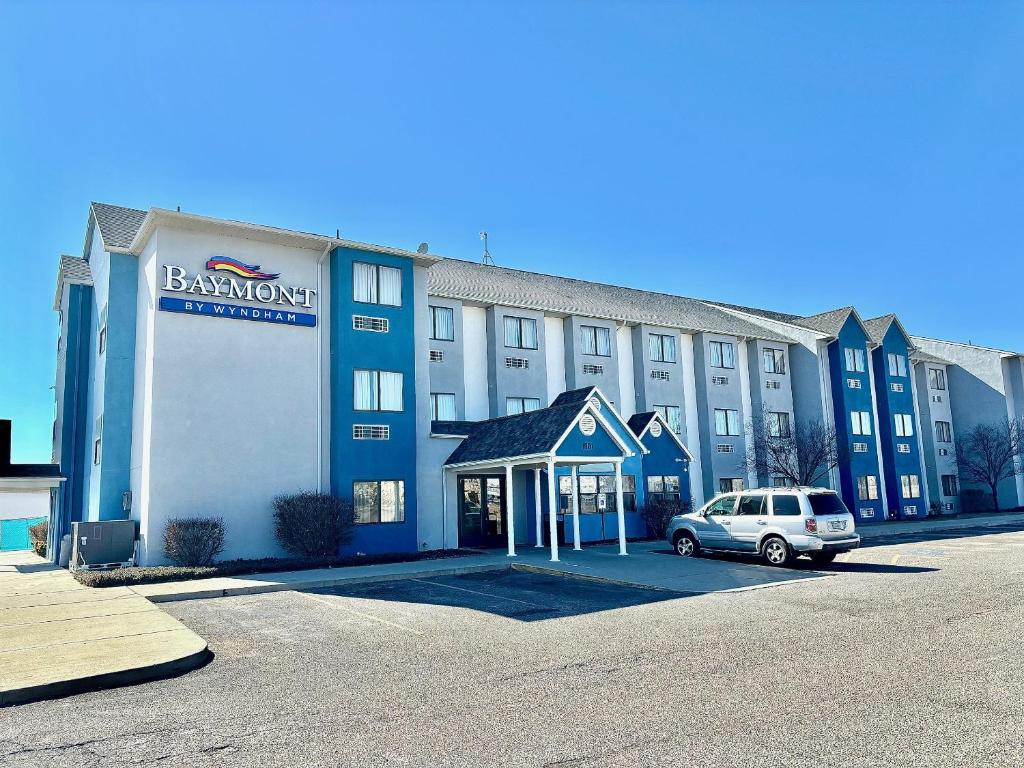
667, 487, 860, 566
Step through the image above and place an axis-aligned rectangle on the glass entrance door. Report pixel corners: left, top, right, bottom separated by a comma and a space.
459, 476, 506, 548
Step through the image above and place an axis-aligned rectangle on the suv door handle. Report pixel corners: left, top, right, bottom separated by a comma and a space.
721, 520, 731, 525
757, 520, 767, 526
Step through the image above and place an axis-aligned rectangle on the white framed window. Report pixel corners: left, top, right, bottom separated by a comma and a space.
857, 475, 879, 501
941, 474, 958, 496
709, 341, 735, 369
654, 405, 682, 435
429, 306, 455, 341
354, 369, 403, 412
719, 477, 744, 493
649, 333, 677, 363
506, 397, 541, 415
763, 348, 786, 374
714, 408, 740, 436
900, 474, 921, 499
353, 262, 402, 306
430, 393, 456, 420
935, 421, 951, 442
767, 412, 791, 438
354, 480, 405, 524
887, 353, 907, 377
845, 347, 866, 373
851, 411, 872, 436
353, 315, 388, 333
504, 316, 538, 349
353, 425, 390, 440
581, 325, 612, 357
894, 413, 914, 438
928, 368, 946, 390
98, 305, 108, 355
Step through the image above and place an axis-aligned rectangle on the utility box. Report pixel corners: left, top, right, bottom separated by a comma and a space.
70, 520, 137, 571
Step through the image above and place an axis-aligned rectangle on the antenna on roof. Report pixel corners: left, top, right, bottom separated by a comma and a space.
479, 231, 494, 265
336, 229, 340, 239
176, 206, 180, 212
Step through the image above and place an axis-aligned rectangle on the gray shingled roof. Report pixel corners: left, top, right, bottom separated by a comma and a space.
910, 348, 951, 365
91, 202, 147, 251
862, 314, 895, 344
428, 259, 793, 342
58, 255, 93, 285
710, 302, 804, 325
443, 404, 584, 465
797, 307, 856, 337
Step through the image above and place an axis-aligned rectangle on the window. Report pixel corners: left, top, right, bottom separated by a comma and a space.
353, 480, 405, 524
771, 494, 801, 516
763, 348, 786, 374
767, 412, 791, 438
503, 316, 538, 349
851, 411, 872, 436
928, 368, 946, 390
98, 305, 108, 355
719, 478, 744, 493
506, 397, 541, 415
941, 474, 959, 496
430, 393, 456, 420
771, 477, 793, 488
581, 325, 612, 357
894, 413, 914, 438
561, 475, 637, 514
429, 306, 454, 341
654, 405, 682, 435
736, 495, 767, 516
354, 370, 403, 411
887, 353, 907, 377
935, 421, 952, 443
649, 333, 677, 363
353, 425, 390, 440
646, 475, 681, 502
709, 341, 735, 369
808, 493, 851, 516
857, 475, 879, 501
845, 347, 866, 372
353, 315, 388, 333
705, 495, 737, 515
353, 262, 402, 306
900, 474, 921, 499
714, 408, 740, 436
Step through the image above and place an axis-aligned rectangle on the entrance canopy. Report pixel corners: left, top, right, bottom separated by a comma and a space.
437, 388, 644, 561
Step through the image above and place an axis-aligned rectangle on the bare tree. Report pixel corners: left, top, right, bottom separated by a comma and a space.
954, 418, 1024, 511
744, 407, 845, 487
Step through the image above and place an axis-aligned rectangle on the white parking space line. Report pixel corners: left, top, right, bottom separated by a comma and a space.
299, 592, 424, 636
409, 578, 546, 608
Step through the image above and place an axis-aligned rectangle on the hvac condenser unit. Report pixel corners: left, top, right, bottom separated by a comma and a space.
70, 520, 137, 571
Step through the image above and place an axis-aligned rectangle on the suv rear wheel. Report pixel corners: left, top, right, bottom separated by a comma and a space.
674, 531, 699, 557
761, 536, 791, 567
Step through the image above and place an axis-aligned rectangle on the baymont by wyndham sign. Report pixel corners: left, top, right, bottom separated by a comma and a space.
158, 256, 317, 327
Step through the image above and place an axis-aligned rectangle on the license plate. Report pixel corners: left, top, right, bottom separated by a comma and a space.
828, 520, 847, 531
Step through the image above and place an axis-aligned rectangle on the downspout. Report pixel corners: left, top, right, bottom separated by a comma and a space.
316, 242, 332, 492
441, 467, 448, 550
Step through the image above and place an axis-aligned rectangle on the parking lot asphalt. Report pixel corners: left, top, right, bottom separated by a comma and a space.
3, 523, 1024, 768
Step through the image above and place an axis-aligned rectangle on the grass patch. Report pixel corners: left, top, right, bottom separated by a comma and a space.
74, 549, 477, 588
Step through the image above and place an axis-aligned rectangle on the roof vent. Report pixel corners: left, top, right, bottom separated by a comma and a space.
580, 414, 597, 436
649, 420, 663, 438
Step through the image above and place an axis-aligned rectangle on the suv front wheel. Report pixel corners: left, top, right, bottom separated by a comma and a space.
674, 531, 699, 557
761, 536, 792, 567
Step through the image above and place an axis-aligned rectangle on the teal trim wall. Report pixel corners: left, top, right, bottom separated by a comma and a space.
329, 247, 419, 554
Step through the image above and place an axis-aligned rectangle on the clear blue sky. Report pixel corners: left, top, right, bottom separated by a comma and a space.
2, 1, 1022, 462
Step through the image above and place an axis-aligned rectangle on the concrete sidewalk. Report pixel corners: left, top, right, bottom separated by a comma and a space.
0, 551, 208, 707
857, 510, 1024, 539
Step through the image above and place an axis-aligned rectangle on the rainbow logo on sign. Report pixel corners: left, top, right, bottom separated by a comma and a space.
205, 256, 280, 281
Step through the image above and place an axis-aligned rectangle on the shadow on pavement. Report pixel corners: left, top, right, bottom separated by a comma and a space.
311, 570, 686, 622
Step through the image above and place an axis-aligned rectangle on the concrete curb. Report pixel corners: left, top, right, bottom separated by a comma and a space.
132, 562, 510, 603
0, 639, 210, 708
858, 514, 1024, 540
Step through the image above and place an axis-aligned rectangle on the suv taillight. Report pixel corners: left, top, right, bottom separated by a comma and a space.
805, 517, 818, 534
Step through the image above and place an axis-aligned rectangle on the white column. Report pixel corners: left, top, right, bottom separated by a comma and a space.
533, 467, 543, 547
615, 462, 628, 555
547, 459, 559, 562
505, 464, 516, 557
570, 465, 582, 550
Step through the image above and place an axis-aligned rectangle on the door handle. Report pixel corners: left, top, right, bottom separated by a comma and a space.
721, 520, 731, 525
757, 520, 767, 526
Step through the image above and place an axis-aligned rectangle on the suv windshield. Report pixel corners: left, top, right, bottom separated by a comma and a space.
808, 493, 851, 516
